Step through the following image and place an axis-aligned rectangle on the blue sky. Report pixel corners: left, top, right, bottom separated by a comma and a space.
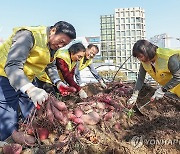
0, 0, 180, 40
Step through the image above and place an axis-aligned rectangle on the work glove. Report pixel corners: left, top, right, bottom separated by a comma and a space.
26, 86, 48, 107
79, 89, 88, 99
151, 87, 165, 101
80, 83, 87, 87
127, 90, 139, 107
57, 81, 76, 96
99, 79, 107, 89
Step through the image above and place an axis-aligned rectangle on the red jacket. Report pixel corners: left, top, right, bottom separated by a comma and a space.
56, 58, 81, 92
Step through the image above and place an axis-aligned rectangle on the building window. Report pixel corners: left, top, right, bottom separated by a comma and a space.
117, 44, 121, 50
116, 25, 120, 30
101, 24, 106, 29
121, 31, 125, 36
128, 63, 132, 69
120, 12, 125, 17
126, 24, 130, 29
136, 24, 141, 29
136, 17, 141, 22
137, 30, 141, 36
117, 31, 120, 37
125, 11, 130, 16
121, 24, 125, 30
126, 37, 130, 42
107, 29, 112, 35
126, 44, 131, 50
126, 18, 130, 23
130, 11, 135, 16
122, 44, 126, 50
135, 11, 140, 16
126, 30, 130, 36
131, 30, 136, 37
101, 18, 106, 23
116, 18, 120, 24
107, 35, 112, 40
131, 17, 135, 23
101, 35, 106, 41
121, 18, 125, 23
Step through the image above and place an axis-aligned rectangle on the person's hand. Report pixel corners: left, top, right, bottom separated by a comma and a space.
127, 91, 139, 107
26, 86, 48, 107
99, 79, 107, 89
57, 81, 76, 96
151, 88, 165, 101
79, 89, 88, 99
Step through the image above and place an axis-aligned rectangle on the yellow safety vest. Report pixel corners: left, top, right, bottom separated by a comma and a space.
37, 49, 76, 83
79, 56, 92, 71
0, 26, 52, 82
142, 48, 180, 97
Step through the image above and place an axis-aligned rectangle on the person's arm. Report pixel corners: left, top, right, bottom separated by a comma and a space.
45, 60, 61, 85
4, 30, 34, 91
134, 63, 147, 91
88, 63, 102, 81
127, 64, 146, 106
162, 54, 180, 91
56, 58, 81, 91
74, 62, 82, 85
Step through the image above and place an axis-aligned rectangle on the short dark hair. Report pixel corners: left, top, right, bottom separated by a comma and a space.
132, 40, 158, 60
68, 43, 86, 55
51, 21, 76, 39
87, 44, 99, 53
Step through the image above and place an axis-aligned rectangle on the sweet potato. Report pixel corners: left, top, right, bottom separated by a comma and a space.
3, 144, 22, 154
114, 122, 121, 131
67, 112, 76, 121
26, 127, 35, 136
104, 111, 113, 121
74, 108, 83, 118
12, 130, 36, 146
77, 124, 85, 133
46, 102, 54, 123
37, 128, 49, 141
51, 105, 64, 121
72, 117, 84, 124
81, 111, 100, 125
52, 105, 68, 125
53, 101, 67, 111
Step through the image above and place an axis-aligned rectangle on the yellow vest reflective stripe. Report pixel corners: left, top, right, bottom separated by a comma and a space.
79, 57, 92, 71
0, 26, 51, 81
37, 49, 76, 83
142, 48, 180, 97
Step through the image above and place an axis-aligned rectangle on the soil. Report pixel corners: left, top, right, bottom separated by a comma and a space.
1, 82, 180, 154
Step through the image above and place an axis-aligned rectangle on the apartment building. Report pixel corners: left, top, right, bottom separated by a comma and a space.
100, 7, 146, 80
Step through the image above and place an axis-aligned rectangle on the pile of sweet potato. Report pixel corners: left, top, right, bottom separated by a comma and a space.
1, 82, 133, 154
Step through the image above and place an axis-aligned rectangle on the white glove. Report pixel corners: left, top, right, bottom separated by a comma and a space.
79, 89, 88, 99
26, 86, 48, 107
151, 88, 165, 101
99, 79, 107, 89
80, 83, 87, 87
127, 90, 139, 106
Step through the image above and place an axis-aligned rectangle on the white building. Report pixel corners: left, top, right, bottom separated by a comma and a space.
100, 7, 146, 80
150, 33, 180, 49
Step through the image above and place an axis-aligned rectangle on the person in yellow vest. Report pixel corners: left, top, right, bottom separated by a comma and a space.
127, 40, 180, 106
36, 43, 87, 98
0, 21, 76, 141
74, 44, 107, 97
